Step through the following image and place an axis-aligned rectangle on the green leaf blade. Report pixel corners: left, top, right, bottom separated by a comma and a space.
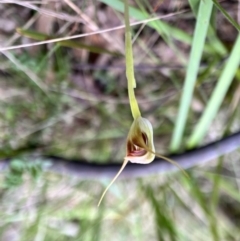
187, 34, 240, 148
170, 0, 213, 152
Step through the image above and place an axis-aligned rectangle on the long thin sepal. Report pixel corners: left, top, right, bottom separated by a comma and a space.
98, 159, 129, 206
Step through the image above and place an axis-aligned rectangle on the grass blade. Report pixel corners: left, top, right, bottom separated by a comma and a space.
170, 0, 213, 152
17, 28, 122, 56
187, 34, 240, 148
189, 0, 227, 60
100, 0, 192, 44
188, 0, 200, 16
144, 185, 177, 241
212, 0, 240, 32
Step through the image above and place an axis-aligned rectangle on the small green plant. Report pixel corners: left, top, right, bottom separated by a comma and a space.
4, 158, 43, 188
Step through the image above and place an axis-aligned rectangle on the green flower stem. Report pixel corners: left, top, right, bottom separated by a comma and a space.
124, 0, 141, 119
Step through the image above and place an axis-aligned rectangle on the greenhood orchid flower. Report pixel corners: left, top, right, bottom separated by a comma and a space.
98, 117, 156, 206
97, 0, 187, 206
126, 117, 155, 164
97, 116, 188, 206
126, 117, 186, 173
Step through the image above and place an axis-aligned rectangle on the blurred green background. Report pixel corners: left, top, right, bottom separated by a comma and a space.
0, 0, 240, 240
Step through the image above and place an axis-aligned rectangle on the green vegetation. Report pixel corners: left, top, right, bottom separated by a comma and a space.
0, 0, 240, 240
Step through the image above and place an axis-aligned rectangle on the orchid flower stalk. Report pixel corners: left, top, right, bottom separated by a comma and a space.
97, 0, 186, 207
